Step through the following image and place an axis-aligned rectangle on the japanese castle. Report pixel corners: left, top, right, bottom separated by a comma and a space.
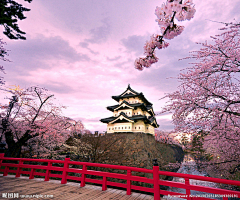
100, 85, 159, 135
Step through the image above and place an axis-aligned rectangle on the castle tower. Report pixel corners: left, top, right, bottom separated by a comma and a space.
100, 85, 159, 135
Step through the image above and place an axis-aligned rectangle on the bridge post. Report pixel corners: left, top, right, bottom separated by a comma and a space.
153, 159, 160, 200
80, 164, 87, 187
0, 153, 4, 169
127, 170, 132, 195
16, 160, 23, 177
185, 178, 191, 200
61, 157, 70, 184
102, 176, 107, 191
29, 168, 36, 179
2, 152, 8, 177
45, 161, 52, 181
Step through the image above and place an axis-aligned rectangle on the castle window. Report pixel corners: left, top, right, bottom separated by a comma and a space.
118, 127, 120, 129
135, 127, 136, 129
122, 127, 123, 129
109, 128, 111, 130
112, 128, 114, 130
139, 127, 141, 129
125, 127, 127, 129
129, 126, 130, 129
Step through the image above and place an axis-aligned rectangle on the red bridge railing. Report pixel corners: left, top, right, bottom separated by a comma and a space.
0, 153, 240, 200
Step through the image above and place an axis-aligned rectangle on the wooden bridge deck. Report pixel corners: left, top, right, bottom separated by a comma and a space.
0, 175, 157, 200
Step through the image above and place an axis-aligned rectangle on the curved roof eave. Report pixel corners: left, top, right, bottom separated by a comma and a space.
112, 85, 153, 106
109, 112, 134, 124
113, 100, 134, 111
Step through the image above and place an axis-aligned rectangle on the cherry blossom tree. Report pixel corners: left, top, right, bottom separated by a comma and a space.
155, 129, 182, 146
0, 86, 84, 157
135, 0, 195, 70
161, 22, 240, 178
24, 118, 86, 158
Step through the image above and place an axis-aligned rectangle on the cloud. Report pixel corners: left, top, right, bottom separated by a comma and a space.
76, 117, 101, 123
85, 18, 112, 44
157, 118, 174, 131
20, 35, 88, 62
78, 41, 99, 55
1, 35, 92, 88
79, 42, 89, 48
121, 35, 148, 55
107, 56, 121, 61
129, 66, 179, 93
41, 81, 75, 94
4, 35, 90, 74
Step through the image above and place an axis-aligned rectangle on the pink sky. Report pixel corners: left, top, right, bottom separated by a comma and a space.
0, 0, 239, 132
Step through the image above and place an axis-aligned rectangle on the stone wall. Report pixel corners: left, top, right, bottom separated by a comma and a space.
65, 133, 184, 189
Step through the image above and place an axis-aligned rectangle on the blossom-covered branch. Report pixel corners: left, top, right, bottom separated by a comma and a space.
135, 0, 195, 70
161, 22, 240, 178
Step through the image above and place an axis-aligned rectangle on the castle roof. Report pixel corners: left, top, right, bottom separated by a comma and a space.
100, 112, 159, 128
112, 84, 152, 106
107, 100, 155, 116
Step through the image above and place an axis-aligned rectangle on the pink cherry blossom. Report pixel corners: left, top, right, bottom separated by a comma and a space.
161, 22, 240, 178
135, 0, 195, 70
0, 86, 88, 157
163, 25, 184, 39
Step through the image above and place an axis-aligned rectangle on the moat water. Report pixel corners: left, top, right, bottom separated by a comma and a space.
164, 154, 222, 200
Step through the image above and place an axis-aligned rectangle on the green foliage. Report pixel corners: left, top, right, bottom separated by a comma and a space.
0, 0, 32, 40
62, 133, 183, 189
181, 133, 189, 146
205, 153, 214, 161
191, 130, 206, 154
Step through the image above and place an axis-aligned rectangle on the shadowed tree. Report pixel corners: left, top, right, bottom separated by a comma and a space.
0, 0, 33, 83
181, 133, 189, 146
0, 0, 32, 40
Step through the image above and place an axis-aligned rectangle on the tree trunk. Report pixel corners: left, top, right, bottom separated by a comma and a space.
5, 143, 22, 158
4, 129, 35, 157
4, 130, 22, 157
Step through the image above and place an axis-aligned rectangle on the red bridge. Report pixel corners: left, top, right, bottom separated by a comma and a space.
0, 153, 240, 200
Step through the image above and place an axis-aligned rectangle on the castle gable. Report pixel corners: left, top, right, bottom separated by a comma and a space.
109, 112, 134, 124
114, 101, 134, 111
121, 89, 138, 97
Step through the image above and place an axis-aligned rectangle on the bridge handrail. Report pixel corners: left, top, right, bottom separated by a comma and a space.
158, 170, 240, 186
0, 153, 240, 200
0, 156, 153, 173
